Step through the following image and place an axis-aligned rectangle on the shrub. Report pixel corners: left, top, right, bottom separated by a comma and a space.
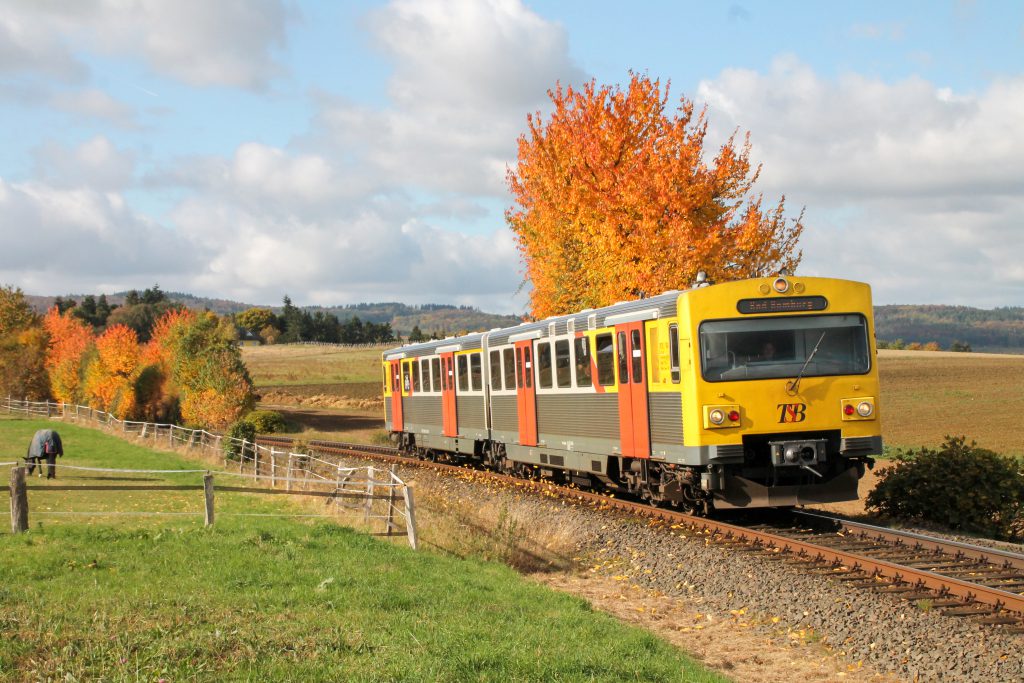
865, 436, 1024, 540
242, 410, 287, 434
223, 420, 257, 462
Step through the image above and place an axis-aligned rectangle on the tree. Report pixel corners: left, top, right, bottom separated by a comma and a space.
171, 312, 256, 429
42, 307, 95, 404
0, 287, 49, 400
506, 73, 803, 317
408, 325, 426, 343
236, 307, 277, 340
0, 285, 37, 333
83, 324, 140, 418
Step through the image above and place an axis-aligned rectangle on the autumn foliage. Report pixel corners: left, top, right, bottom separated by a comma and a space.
507, 74, 804, 317
83, 324, 140, 419
0, 286, 50, 400
43, 307, 95, 404
27, 303, 255, 430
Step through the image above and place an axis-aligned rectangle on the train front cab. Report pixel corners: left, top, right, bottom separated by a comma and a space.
679, 276, 882, 509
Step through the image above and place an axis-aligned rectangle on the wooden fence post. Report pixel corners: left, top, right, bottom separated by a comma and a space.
270, 449, 277, 488
402, 485, 418, 550
10, 467, 28, 534
385, 464, 398, 535
286, 454, 293, 492
364, 466, 375, 523
203, 473, 215, 527
253, 447, 259, 481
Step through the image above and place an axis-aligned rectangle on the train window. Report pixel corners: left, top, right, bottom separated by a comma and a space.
595, 333, 615, 386
402, 363, 411, 393
471, 352, 483, 391
537, 342, 553, 389
669, 324, 680, 383
458, 355, 469, 392
574, 337, 592, 387
555, 339, 571, 388
431, 358, 441, 391
412, 360, 421, 392
421, 359, 431, 392
490, 350, 502, 391
699, 314, 871, 382
617, 332, 629, 384
630, 330, 643, 383
504, 348, 516, 390
382, 366, 388, 392
524, 346, 533, 389
515, 348, 523, 388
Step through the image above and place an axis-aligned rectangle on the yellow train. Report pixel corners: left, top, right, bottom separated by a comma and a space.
383, 274, 881, 512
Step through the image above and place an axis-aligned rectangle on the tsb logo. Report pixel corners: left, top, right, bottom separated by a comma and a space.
777, 403, 807, 423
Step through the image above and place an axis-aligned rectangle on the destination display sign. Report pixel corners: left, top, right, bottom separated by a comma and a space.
737, 296, 828, 314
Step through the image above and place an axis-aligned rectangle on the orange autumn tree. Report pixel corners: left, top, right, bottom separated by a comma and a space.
135, 308, 196, 422
507, 73, 804, 317
83, 324, 140, 419
43, 307, 95, 404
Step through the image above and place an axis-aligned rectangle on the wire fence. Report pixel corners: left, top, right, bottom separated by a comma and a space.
2, 397, 417, 547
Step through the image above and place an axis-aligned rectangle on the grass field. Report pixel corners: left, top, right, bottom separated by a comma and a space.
0, 418, 723, 682
877, 349, 1024, 456
242, 344, 387, 387
243, 344, 1024, 457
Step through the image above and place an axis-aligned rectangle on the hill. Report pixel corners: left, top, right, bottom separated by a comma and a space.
873, 305, 1024, 353
24, 292, 522, 337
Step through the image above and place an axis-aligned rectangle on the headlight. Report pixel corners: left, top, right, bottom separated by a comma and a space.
841, 397, 876, 421
704, 404, 741, 429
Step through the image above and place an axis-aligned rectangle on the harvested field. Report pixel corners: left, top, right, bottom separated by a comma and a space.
242, 344, 386, 386
877, 349, 1024, 455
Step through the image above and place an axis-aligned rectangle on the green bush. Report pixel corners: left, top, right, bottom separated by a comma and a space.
223, 420, 257, 461
865, 436, 1024, 540
242, 409, 287, 434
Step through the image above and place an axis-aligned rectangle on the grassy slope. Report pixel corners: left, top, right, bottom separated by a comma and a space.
0, 418, 723, 682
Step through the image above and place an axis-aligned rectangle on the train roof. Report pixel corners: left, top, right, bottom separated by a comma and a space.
383, 288, 687, 359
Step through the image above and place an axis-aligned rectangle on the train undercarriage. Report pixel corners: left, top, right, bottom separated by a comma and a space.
391, 431, 875, 514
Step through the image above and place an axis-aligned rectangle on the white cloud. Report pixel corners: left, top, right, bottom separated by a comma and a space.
0, 178, 201, 293
33, 136, 136, 192
0, 9, 88, 82
0, 0, 293, 90
305, 0, 586, 196
696, 57, 1024, 305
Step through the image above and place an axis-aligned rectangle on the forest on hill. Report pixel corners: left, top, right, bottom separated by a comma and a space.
874, 305, 1024, 353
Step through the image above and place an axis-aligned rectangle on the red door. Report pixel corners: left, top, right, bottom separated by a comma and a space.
515, 340, 538, 446
441, 353, 458, 437
389, 360, 404, 432
616, 322, 650, 458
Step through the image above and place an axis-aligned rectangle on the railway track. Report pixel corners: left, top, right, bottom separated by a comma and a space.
258, 435, 1024, 632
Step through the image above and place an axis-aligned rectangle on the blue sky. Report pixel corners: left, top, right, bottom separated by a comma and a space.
1, 0, 1022, 313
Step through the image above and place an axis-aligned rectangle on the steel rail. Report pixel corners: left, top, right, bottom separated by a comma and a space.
794, 510, 1024, 571
256, 435, 1024, 618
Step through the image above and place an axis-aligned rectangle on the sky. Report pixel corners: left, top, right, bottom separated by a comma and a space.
1, 0, 1022, 314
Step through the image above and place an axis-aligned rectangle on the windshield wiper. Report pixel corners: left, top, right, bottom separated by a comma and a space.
787, 331, 826, 395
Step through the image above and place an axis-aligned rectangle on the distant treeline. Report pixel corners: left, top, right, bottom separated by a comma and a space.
235, 297, 396, 345
874, 305, 1024, 353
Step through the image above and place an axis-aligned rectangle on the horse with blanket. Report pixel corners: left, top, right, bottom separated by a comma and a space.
26, 429, 63, 479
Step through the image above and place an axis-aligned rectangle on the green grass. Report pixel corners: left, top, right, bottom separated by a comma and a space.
0, 418, 724, 682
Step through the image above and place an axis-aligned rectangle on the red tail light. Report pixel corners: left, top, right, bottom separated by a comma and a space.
844, 404, 855, 416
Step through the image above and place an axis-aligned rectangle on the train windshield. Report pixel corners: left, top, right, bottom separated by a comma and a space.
699, 314, 870, 382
